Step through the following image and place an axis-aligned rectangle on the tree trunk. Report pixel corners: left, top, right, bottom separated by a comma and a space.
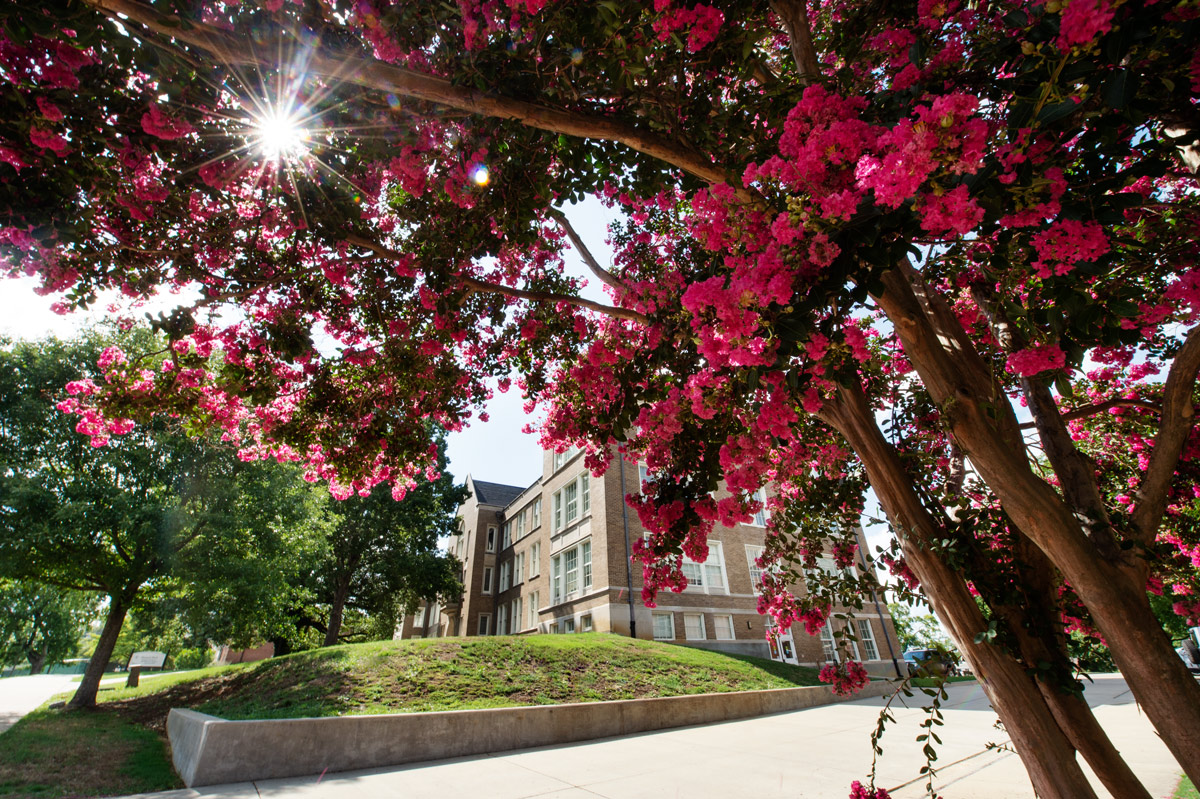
69, 597, 128, 710
27, 649, 46, 675
323, 587, 348, 647
874, 266, 1200, 785
820, 383, 1101, 799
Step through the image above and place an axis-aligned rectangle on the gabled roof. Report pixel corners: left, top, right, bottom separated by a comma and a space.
470, 478, 526, 508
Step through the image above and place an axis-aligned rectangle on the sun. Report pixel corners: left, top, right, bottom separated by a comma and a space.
252, 108, 310, 161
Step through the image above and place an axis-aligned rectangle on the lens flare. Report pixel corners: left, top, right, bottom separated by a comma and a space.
471, 164, 490, 186
252, 108, 310, 161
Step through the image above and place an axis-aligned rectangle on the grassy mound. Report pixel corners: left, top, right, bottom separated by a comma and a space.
0, 634, 820, 797
108, 633, 822, 729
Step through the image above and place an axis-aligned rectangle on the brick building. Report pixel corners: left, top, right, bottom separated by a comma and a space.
398, 447, 904, 677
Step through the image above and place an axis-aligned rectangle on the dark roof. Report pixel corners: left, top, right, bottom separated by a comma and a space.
471, 479, 526, 508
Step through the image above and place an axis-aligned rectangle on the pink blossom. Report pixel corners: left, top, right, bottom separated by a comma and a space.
141, 104, 195, 140
1005, 343, 1067, 377
1058, 0, 1115, 49
29, 127, 69, 156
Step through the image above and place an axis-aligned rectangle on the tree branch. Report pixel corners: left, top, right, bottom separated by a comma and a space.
1131, 324, 1200, 542
546, 208, 627, 293
343, 233, 649, 324
768, 0, 822, 85
1015, 398, 1162, 429
83, 0, 755, 201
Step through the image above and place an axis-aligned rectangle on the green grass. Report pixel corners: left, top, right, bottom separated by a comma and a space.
0, 707, 180, 798
108, 633, 822, 722
1176, 775, 1198, 799
1, 634, 822, 797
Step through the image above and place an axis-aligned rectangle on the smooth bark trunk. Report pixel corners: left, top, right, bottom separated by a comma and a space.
27, 650, 46, 675
821, 384, 1101, 799
68, 597, 128, 709
874, 266, 1200, 785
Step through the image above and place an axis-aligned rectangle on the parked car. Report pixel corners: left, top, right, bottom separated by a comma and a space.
1177, 628, 1200, 674
903, 648, 956, 677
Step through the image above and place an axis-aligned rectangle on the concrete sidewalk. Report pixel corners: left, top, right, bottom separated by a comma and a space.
0, 674, 78, 734
118, 674, 1181, 799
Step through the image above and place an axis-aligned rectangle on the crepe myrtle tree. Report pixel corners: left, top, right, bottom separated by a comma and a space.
1, 0, 1199, 795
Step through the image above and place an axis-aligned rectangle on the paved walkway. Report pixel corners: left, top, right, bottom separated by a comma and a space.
116, 674, 1180, 799
0, 673, 77, 734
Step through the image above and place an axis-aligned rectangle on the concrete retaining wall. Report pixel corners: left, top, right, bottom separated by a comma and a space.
169, 680, 895, 787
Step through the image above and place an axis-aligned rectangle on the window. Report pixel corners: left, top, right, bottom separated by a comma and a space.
530, 542, 541, 577
750, 488, 769, 527
514, 551, 525, 585
581, 614, 593, 632
714, 615, 735, 640
652, 612, 675, 640
553, 473, 591, 532
682, 541, 727, 595
527, 591, 539, 629
486, 526, 496, 553
497, 605, 508, 635
855, 620, 878, 660
500, 562, 511, 592
516, 511, 525, 539
820, 621, 837, 663
746, 545, 765, 594
532, 500, 541, 529
553, 446, 579, 472
551, 539, 592, 604
638, 463, 650, 493
478, 614, 491, 635
482, 566, 493, 595
502, 521, 512, 550
560, 618, 576, 634
683, 613, 706, 641
512, 597, 522, 631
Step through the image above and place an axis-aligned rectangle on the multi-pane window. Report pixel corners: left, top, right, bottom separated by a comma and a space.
857, 620, 879, 660
515, 551, 525, 585
512, 597, 522, 632
530, 542, 541, 576
551, 540, 592, 604
527, 591, 539, 629
820, 621, 837, 663
497, 605, 508, 635
581, 614, 593, 632
682, 541, 727, 594
553, 473, 591, 532
714, 614, 735, 640
532, 501, 541, 529
683, 613, 706, 641
560, 618, 576, 634
652, 612, 675, 640
750, 488, 769, 527
478, 614, 491, 635
745, 545, 766, 594
500, 562, 511, 592
486, 526, 496, 553
516, 511, 525, 539
502, 521, 512, 550
482, 567, 493, 595
552, 446, 579, 472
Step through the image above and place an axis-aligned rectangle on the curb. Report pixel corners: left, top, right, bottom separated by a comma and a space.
169, 680, 896, 787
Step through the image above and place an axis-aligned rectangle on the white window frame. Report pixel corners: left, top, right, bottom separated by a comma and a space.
515, 551, 525, 586
560, 617, 576, 634
745, 544, 766, 595
749, 487, 769, 527
530, 542, 541, 577
857, 619, 879, 660
502, 521, 512, 550
486, 525, 496, 553
500, 562, 511, 592
714, 614, 735, 641
527, 591, 539, 629
820, 621, 837, 663
516, 511, 525, 539
497, 605, 508, 635
581, 614, 593, 632
551, 539, 592, 604
532, 500, 541, 529
553, 446, 579, 472
553, 472, 591, 532
652, 612, 675, 640
478, 614, 491, 636
512, 597, 522, 632
682, 541, 728, 595
683, 613, 706, 641
482, 566, 493, 595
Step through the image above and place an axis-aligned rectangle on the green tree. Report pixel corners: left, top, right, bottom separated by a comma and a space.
0, 333, 328, 707
309, 431, 465, 646
886, 602, 950, 652
0, 579, 97, 674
